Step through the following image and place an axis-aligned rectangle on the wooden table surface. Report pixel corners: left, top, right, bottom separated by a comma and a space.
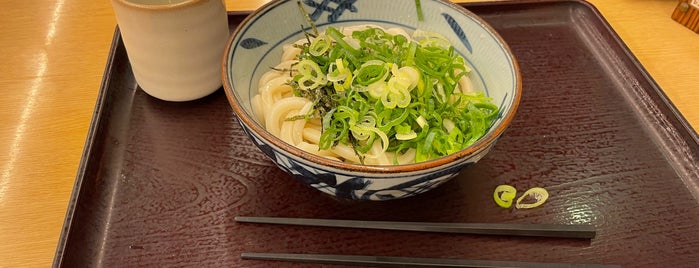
0, 0, 697, 267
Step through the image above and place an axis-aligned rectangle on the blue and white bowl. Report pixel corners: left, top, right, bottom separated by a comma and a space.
222, 0, 521, 200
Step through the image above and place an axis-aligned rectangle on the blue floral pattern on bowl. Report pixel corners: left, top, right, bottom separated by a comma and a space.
302, 0, 359, 23
238, 120, 495, 200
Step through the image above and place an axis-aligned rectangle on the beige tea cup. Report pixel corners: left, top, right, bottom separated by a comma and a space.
111, 0, 230, 102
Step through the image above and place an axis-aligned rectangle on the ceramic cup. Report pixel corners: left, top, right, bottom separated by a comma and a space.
111, 0, 230, 102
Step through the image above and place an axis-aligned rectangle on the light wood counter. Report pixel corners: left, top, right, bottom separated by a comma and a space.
0, 0, 696, 266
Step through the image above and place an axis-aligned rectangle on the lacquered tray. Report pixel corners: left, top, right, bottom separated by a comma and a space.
54, 1, 699, 267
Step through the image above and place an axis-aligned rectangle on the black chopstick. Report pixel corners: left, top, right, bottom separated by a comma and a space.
234, 216, 596, 239
241, 253, 620, 268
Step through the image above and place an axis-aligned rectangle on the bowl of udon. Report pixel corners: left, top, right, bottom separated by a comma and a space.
222, 0, 521, 200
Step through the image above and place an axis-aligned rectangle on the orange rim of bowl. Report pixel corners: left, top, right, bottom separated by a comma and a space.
221, 0, 522, 175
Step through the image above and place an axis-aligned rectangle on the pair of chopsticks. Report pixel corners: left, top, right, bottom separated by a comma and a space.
235, 216, 618, 268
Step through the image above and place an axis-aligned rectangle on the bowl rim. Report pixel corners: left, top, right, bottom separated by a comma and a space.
221, 0, 522, 174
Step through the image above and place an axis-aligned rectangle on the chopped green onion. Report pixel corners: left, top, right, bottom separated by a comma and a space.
416, 115, 428, 128
415, 0, 424, 22
287, 24, 499, 164
309, 34, 331, 56
494, 185, 517, 208
515, 187, 549, 209
355, 60, 390, 86
395, 123, 417, 140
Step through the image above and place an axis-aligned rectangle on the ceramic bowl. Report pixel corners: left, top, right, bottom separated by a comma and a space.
222, 0, 521, 200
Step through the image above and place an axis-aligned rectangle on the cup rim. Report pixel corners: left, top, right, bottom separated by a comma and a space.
221, 0, 522, 174
112, 0, 208, 10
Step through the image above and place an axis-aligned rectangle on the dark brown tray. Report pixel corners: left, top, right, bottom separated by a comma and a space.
54, 1, 699, 267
